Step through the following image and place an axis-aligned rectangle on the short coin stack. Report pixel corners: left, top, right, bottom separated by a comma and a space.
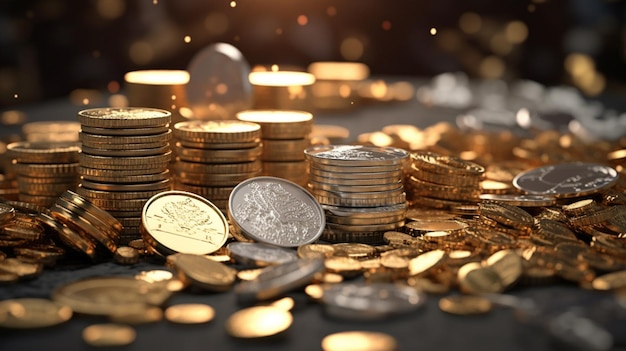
404, 151, 485, 212
237, 110, 313, 187
76, 107, 172, 244
173, 120, 262, 213
304, 145, 409, 244
7, 141, 81, 207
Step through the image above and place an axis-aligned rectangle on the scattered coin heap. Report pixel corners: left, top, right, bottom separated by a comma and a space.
7, 141, 81, 207
172, 120, 262, 213
304, 145, 409, 244
4, 116, 626, 350
76, 107, 173, 244
237, 110, 313, 186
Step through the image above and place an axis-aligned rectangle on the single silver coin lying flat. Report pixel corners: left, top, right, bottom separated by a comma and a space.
226, 242, 298, 267
513, 163, 618, 198
235, 258, 325, 303
304, 145, 409, 167
321, 282, 426, 320
229, 176, 325, 247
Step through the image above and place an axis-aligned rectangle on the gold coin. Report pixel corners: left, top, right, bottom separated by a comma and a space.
0, 298, 72, 329
109, 305, 163, 325
164, 303, 215, 324
173, 253, 237, 291
297, 243, 335, 259
321, 331, 397, 351
592, 270, 626, 290
484, 249, 523, 289
173, 120, 261, 143
82, 323, 136, 347
439, 295, 492, 315
6, 141, 81, 164
114, 246, 140, 265
237, 110, 313, 139
225, 306, 292, 338
408, 250, 445, 276
0, 258, 43, 279
457, 262, 504, 294
78, 107, 170, 128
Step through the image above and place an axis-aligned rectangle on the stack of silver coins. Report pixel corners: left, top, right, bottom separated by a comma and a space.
7, 141, 81, 207
304, 145, 409, 244
237, 110, 313, 187
75, 107, 172, 244
172, 120, 262, 213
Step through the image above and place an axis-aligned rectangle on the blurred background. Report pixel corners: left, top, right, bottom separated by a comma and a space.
0, 0, 624, 107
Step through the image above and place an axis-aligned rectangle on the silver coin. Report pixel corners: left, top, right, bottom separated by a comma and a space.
228, 176, 325, 247
305, 145, 409, 167
186, 43, 253, 120
321, 282, 426, 320
226, 242, 298, 267
512, 163, 618, 198
234, 258, 324, 303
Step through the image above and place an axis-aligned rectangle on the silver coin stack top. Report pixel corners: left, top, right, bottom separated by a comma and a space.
76, 107, 173, 244
304, 145, 409, 244
172, 120, 263, 213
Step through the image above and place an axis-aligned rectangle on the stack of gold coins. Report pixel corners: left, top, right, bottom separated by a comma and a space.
237, 110, 313, 187
6, 141, 81, 207
304, 145, 409, 244
172, 120, 262, 213
75, 108, 172, 244
48, 190, 122, 259
404, 151, 485, 211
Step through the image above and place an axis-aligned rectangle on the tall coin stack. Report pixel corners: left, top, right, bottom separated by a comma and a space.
237, 110, 313, 187
404, 151, 484, 211
172, 120, 263, 213
304, 145, 409, 244
7, 141, 81, 207
76, 108, 172, 244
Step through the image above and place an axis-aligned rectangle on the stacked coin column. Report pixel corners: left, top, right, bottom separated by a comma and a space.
7, 141, 81, 207
172, 120, 263, 214
76, 108, 172, 245
237, 110, 313, 187
304, 145, 409, 244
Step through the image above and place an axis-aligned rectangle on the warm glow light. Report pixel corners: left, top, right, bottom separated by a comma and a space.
230, 1, 236, 8
13, 93, 18, 99
565, 53, 595, 78
237, 110, 313, 123
271, 64, 279, 72
248, 71, 316, 87
479, 56, 505, 79
184, 35, 191, 43
97, 0, 125, 20
340, 37, 364, 61
490, 34, 513, 56
326, 6, 337, 16
82, 98, 90, 105
297, 15, 308, 26
382, 20, 392, 31
307, 62, 370, 80
459, 12, 482, 34
124, 70, 190, 85
430, 27, 437, 35
107, 81, 120, 93
505, 21, 528, 44
129, 41, 153, 65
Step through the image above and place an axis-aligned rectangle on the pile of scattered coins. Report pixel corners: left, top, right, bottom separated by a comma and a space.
3, 105, 626, 349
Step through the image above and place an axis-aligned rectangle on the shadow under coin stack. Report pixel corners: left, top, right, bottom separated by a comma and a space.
76, 108, 172, 244
237, 110, 313, 187
304, 145, 409, 244
172, 120, 263, 213
404, 151, 485, 214
7, 141, 81, 207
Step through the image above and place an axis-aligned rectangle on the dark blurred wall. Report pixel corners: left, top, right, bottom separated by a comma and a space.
0, 0, 624, 107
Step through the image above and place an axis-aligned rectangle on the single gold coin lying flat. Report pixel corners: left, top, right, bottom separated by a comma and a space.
82, 323, 136, 347
0, 298, 72, 329
164, 303, 215, 324
322, 331, 398, 351
439, 295, 493, 315
225, 306, 292, 338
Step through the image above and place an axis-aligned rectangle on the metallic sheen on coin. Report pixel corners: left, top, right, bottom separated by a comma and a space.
229, 176, 325, 247
513, 163, 618, 198
141, 191, 229, 255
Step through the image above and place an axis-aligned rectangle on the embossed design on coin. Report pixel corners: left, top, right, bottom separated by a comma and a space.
513, 163, 618, 198
229, 177, 325, 247
305, 145, 409, 166
141, 191, 228, 255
